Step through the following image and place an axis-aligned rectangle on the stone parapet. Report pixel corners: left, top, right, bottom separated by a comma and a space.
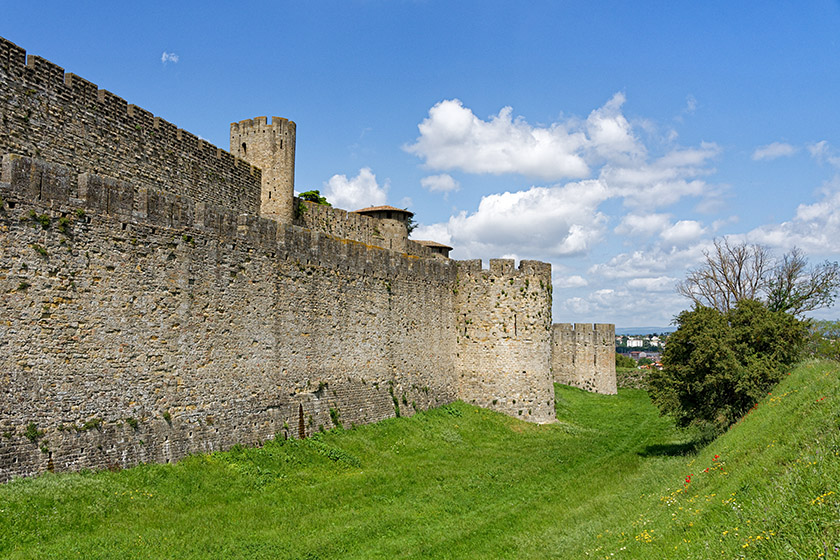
0, 37, 261, 217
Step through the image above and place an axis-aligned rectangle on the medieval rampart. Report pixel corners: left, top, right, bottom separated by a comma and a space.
455, 259, 555, 423
0, 154, 461, 481
0, 37, 261, 215
0, 37, 579, 482
551, 323, 616, 394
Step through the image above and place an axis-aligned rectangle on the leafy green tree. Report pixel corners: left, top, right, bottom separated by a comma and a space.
615, 353, 635, 369
298, 190, 331, 206
648, 300, 806, 433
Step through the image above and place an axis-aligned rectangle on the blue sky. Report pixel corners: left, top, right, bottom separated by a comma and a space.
4, 1, 840, 327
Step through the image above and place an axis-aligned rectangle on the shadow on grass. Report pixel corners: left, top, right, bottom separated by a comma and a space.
638, 440, 703, 457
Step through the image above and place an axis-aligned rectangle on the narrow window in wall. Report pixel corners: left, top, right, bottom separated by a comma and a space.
514, 314, 518, 337
268, 191, 271, 199
280, 139, 283, 149
298, 404, 306, 439
241, 142, 247, 155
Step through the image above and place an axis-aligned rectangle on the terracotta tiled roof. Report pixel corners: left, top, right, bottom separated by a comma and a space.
414, 240, 453, 250
353, 205, 414, 217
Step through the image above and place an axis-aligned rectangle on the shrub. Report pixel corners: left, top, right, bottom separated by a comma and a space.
329, 407, 342, 429
648, 300, 806, 433
57, 216, 71, 235
615, 353, 635, 369
80, 417, 103, 431
31, 243, 48, 257
28, 210, 51, 229
298, 190, 331, 206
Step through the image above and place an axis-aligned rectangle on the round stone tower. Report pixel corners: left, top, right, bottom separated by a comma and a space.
230, 116, 296, 223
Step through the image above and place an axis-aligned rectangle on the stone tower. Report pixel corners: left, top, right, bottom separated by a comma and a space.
230, 116, 296, 222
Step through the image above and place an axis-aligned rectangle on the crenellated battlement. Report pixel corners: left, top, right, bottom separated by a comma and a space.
0, 35, 621, 483
231, 115, 296, 135
454, 258, 552, 280
230, 116, 296, 222
0, 37, 262, 216
0, 154, 456, 282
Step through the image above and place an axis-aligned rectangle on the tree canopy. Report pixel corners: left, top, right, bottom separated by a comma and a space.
677, 239, 840, 316
298, 190, 331, 206
648, 300, 807, 434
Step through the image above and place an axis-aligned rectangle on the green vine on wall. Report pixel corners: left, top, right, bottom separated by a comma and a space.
24, 422, 44, 443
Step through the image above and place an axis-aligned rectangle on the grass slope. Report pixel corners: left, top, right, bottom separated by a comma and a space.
0, 361, 837, 559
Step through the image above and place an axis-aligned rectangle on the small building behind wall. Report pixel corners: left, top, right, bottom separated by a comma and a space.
414, 240, 453, 259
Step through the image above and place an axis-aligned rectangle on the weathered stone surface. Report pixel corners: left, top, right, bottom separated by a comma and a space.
230, 117, 295, 223
0, 37, 615, 483
550, 323, 617, 394
455, 259, 556, 423
0, 37, 261, 215
0, 157, 460, 481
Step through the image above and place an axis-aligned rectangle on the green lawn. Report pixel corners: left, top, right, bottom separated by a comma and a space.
1, 360, 838, 559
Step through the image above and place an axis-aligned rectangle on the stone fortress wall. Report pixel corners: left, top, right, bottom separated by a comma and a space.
455, 259, 555, 423
551, 323, 617, 395
0, 154, 462, 481
0, 36, 614, 482
0, 38, 262, 215
290, 199, 433, 257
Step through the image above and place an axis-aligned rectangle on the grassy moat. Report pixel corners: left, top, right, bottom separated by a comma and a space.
1, 361, 838, 559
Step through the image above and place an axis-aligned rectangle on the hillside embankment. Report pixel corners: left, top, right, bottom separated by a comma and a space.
0, 360, 837, 559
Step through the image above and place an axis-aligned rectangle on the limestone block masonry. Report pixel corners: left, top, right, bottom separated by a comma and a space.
0, 38, 261, 216
551, 323, 617, 394
230, 117, 296, 223
455, 260, 555, 423
0, 36, 607, 482
0, 154, 461, 481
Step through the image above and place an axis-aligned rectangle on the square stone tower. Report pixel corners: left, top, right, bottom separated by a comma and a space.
230, 116, 296, 223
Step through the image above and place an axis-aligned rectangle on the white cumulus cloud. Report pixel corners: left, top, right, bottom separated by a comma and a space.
583, 92, 646, 165
752, 142, 797, 161
747, 176, 840, 254
436, 180, 610, 259
660, 220, 707, 246
808, 141, 840, 168
626, 276, 679, 292
405, 99, 591, 180
410, 222, 452, 245
615, 213, 672, 238
600, 143, 721, 210
161, 52, 179, 64
420, 174, 460, 193
323, 167, 388, 210
554, 275, 588, 288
